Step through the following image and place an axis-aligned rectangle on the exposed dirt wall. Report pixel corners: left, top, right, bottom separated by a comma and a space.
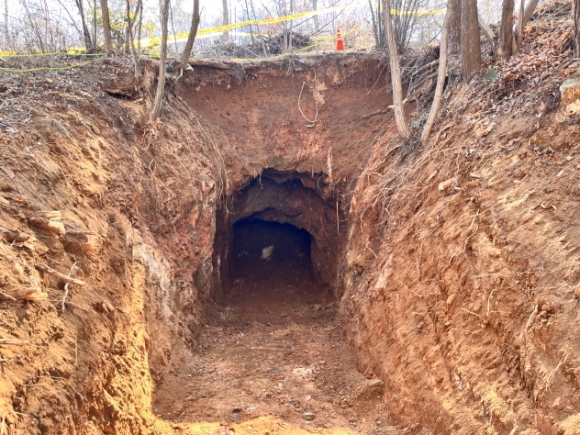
0, 60, 224, 434
341, 67, 580, 435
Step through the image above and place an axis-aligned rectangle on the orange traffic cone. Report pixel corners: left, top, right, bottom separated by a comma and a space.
336, 28, 345, 51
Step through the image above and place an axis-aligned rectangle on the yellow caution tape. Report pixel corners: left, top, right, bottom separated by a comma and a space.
0, 60, 95, 73
0, 51, 105, 58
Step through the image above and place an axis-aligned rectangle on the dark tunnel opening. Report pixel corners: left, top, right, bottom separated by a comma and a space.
229, 218, 314, 283
211, 170, 345, 302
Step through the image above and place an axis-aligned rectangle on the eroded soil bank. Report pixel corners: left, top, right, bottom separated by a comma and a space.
1, 5, 580, 434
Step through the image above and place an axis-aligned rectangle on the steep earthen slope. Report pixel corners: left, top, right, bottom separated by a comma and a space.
342, 6, 580, 433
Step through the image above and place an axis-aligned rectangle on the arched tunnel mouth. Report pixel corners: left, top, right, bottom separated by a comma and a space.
212, 170, 343, 304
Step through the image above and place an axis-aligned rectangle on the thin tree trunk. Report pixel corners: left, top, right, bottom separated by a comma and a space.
421, 0, 454, 143
92, 0, 97, 49
478, 12, 495, 57
151, 0, 170, 120
178, 0, 200, 70
3, 0, 8, 47
499, 0, 514, 59
312, 0, 319, 33
74, 0, 94, 52
169, 3, 179, 56
460, 0, 481, 79
126, 0, 142, 79
243, 0, 254, 44
369, 0, 380, 47
448, 0, 461, 54
383, 0, 412, 141
222, 0, 229, 42
22, 0, 46, 53
100, 0, 113, 52
515, 0, 540, 47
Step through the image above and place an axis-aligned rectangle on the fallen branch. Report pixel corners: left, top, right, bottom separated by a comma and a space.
62, 261, 79, 311
3, 288, 47, 302
36, 264, 86, 286
0, 291, 17, 301
0, 339, 28, 346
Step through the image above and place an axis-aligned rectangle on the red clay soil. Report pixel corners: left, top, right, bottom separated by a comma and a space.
1, 3, 580, 434
154, 254, 393, 434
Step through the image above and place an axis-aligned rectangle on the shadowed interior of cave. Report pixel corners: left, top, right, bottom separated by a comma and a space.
229, 218, 314, 282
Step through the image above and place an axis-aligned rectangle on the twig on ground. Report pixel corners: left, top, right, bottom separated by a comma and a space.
486, 289, 495, 317
36, 264, 85, 286
62, 261, 79, 311
0, 291, 17, 301
525, 304, 538, 331
0, 339, 28, 346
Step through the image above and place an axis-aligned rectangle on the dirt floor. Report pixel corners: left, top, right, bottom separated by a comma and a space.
155, 254, 392, 434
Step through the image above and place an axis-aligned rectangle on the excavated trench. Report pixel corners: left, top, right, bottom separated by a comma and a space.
153, 170, 388, 430
151, 56, 399, 432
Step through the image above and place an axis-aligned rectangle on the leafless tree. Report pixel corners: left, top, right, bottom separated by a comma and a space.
383, 0, 412, 141
421, 0, 454, 143
222, 0, 230, 42
3, 0, 8, 47
100, 0, 113, 52
460, 0, 481, 78
178, 0, 200, 71
73, 0, 95, 51
515, 0, 540, 47
151, 0, 170, 120
498, 0, 514, 59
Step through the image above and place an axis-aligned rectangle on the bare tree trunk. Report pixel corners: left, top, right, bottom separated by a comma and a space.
243, 0, 254, 44
126, 0, 143, 79
515, 0, 540, 47
448, 0, 461, 54
478, 13, 495, 57
288, 0, 294, 51
92, 0, 97, 49
369, 0, 380, 47
576, 0, 580, 58
151, 0, 170, 121
22, 0, 46, 53
169, 3, 179, 56
383, 0, 411, 141
178, 0, 200, 70
3, 0, 8, 47
221, 0, 229, 42
460, 0, 481, 79
421, 0, 454, 143
312, 0, 319, 33
499, 0, 514, 59
74, 0, 94, 52
100, 0, 113, 52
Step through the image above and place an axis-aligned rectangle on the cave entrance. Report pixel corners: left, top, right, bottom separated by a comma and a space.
212, 170, 343, 303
